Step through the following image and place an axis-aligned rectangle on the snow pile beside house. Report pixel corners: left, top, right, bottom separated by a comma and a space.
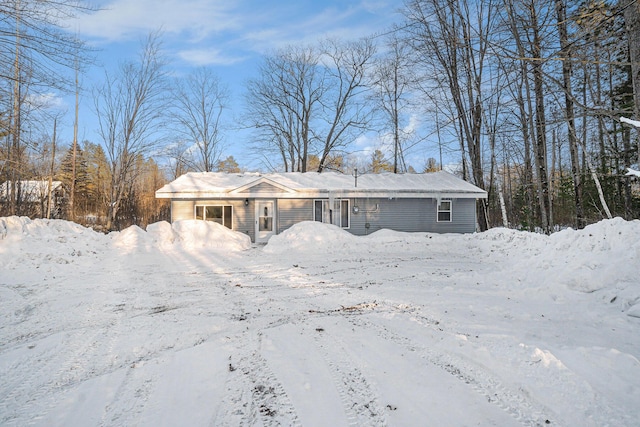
108, 220, 251, 252
168, 220, 251, 251
109, 220, 252, 252
265, 217, 640, 317
263, 221, 357, 253
469, 218, 640, 317
545, 218, 640, 316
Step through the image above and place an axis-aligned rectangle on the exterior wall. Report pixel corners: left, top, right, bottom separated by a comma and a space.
277, 199, 314, 233
170, 199, 255, 241
348, 197, 477, 235
170, 196, 478, 242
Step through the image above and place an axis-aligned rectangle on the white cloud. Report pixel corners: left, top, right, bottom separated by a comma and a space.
240, 2, 400, 54
76, 0, 241, 42
177, 48, 247, 66
26, 93, 66, 111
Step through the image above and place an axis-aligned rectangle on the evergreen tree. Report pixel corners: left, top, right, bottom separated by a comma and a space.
215, 156, 241, 173
83, 141, 110, 224
59, 144, 89, 219
370, 150, 394, 173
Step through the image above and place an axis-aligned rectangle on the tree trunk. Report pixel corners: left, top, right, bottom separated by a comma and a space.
70, 61, 79, 221
9, 2, 22, 216
47, 118, 57, 219
624, 0, 640, 119
556, 0, 585, 229
623, 0, 640, 166
532, 4, 551, 233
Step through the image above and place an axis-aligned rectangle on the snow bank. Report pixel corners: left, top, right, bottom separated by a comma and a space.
0, 216, 104, 253
262, 217, 640, 317
170, 220, 251, 251
264, 221, 357, 253
110, 225, 153, 251
0, 216, 100, 243
1, 216, 251, 257
111, 220, 252, 252
146, 221, 178, 246
0, 216, 106, 271
469, 218, 640, 317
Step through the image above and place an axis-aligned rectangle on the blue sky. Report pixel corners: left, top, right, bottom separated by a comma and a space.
60, 0, 411, 170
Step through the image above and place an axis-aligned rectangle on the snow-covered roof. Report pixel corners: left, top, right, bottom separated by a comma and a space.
0, 180, 64, 202
155, 171, 487, 199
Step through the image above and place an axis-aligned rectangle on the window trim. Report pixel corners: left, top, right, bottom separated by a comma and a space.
313, 198, 350, 229
195, 204, 233, 229
437, 199, 452, 222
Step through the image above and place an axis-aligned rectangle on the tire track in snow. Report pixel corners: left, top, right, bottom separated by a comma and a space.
0, 327, 105, 425
368, 301, 634, 427
98, 363, 156, 427
209, 274, 303, 427
344, 312, 556, 427
211, 337, 302, 427
313, 329, 387, 427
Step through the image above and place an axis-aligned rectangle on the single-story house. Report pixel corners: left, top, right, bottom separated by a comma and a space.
155, 171, 488, 243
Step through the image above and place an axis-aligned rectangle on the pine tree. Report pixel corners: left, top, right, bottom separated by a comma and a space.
59, 144, 89, 220
370, 150, 394, 173
215, 156, 241, 173
83, 142, 110, 225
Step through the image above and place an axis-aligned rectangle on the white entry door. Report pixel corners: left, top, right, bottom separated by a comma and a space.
255, 200, 276, 243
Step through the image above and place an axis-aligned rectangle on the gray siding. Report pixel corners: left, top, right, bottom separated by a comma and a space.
277, 199, 313, 233
349, 197, 477, 235
170, 196, 477, 243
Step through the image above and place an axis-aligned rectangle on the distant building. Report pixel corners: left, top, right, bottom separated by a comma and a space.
0, 180, 66, 218
156, 171, 488, 243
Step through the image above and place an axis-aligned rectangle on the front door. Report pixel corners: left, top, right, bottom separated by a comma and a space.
255, 200, 276, 243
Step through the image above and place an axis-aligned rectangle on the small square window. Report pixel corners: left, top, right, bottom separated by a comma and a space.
437, 200, 452, 222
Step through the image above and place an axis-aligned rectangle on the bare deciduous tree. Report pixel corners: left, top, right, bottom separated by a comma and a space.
403, 0, 497, 230
0, 0, 92, 215
170, 67, 229, 172
316, 37, 376, 172
370, 31, 414, 173
246, 38, 375, 173
246, 45, 323, 172
94, 32, 167, 230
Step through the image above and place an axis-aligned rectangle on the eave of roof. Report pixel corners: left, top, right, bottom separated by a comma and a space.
155, 171, 488, 199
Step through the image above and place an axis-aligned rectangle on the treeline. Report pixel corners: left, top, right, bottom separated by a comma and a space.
245, 0, 640, 231
1, 0, 640, 232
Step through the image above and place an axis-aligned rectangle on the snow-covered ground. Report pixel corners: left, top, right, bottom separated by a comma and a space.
1, 216, 639, 426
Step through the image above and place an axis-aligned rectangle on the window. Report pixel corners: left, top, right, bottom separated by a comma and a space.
195, 205, 233, 228
437, 199, 452, 222
314, 199, 350, 228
